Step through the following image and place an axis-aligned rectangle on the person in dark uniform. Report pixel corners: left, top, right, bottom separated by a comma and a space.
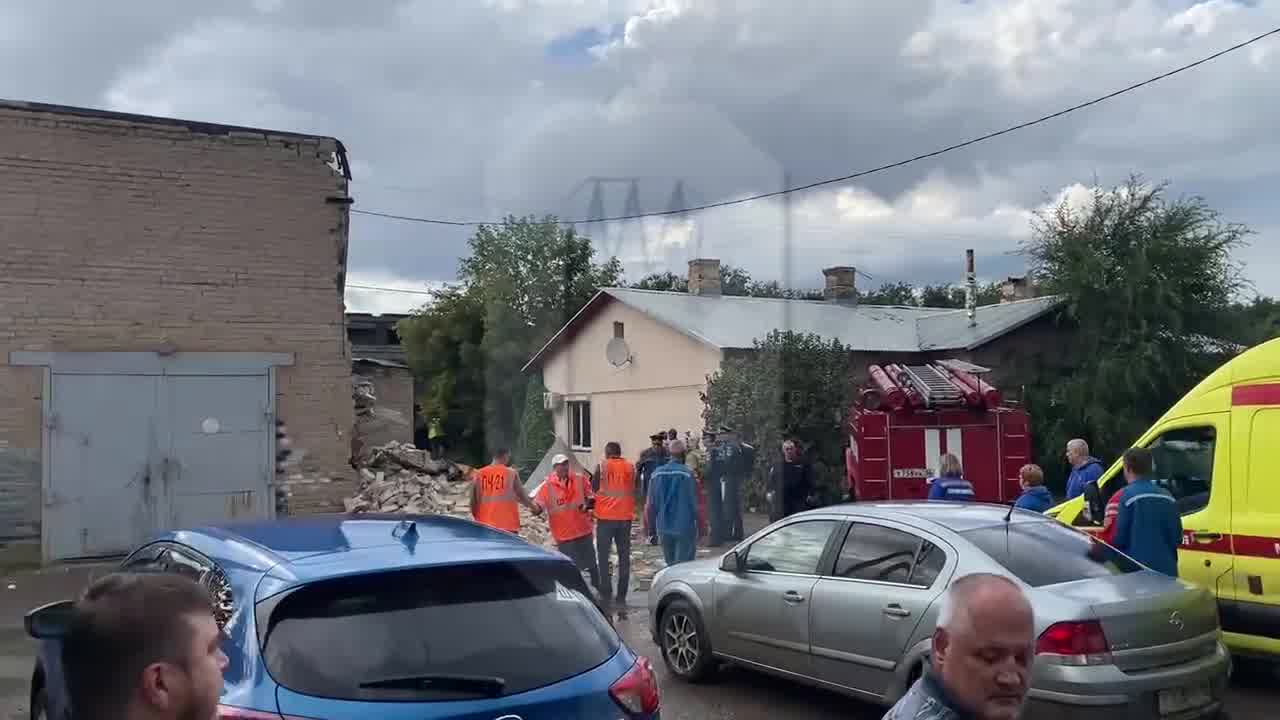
637, 433, 669, 544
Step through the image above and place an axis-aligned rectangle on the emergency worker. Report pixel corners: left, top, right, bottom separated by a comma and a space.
470, 448, 542, 533
593, 442, 635, 616
536, 454, 601, 589
928, 453, 975, 501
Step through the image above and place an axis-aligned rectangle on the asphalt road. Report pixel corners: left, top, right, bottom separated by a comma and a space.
2, 560, 1277, 720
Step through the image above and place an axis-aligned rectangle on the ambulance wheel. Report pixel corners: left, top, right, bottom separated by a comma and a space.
660, 599, 716, 682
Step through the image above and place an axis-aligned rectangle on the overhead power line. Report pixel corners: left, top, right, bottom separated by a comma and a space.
346, 283, 438, 295
350, 26, 1280, 228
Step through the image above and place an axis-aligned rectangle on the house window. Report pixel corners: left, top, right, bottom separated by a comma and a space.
613, 321, 625, 339
568, 400, 592, 450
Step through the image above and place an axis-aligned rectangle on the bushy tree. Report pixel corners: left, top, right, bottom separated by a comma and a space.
1021, 176, 1248, 490
701, 331, 852, 506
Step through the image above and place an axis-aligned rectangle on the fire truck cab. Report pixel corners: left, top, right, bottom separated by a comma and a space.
847, 360, 1031, 504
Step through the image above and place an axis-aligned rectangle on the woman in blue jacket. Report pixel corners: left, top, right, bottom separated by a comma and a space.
1013, 463, 1053, 513
927, 453, 975, 501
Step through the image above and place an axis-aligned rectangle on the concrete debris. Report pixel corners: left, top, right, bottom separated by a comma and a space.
351, 376, 412, 461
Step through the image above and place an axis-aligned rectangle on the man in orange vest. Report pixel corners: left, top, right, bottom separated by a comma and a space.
592, 441, 636, 617
535, 454, 600, 591
470, 448, 541, 533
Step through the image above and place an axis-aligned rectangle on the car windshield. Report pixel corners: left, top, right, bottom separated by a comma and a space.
260, 560, 619, 701
961, 520, 1143, 588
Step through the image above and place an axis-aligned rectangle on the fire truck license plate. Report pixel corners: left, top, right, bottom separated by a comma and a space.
892, 468, 928, 479
1157, 683, 1211, 715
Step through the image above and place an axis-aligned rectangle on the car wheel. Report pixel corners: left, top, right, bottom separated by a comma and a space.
660, 599, 716, 682
30, 687, 47, 720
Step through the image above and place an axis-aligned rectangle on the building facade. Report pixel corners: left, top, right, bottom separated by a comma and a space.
0, 100, 355, 563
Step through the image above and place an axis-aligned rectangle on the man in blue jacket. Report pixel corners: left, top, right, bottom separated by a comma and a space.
1064, 438, 1105, 500
1112, 447, 1183, 577
647, 440, 700, 565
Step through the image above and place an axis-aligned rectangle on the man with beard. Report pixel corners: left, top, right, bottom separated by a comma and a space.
62, 572, 228, 720
883, 574, 1034, 720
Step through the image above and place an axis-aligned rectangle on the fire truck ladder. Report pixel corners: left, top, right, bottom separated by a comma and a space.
903, 364, 963, 406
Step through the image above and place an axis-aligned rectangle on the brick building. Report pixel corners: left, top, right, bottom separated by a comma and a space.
0, 99, 355, 563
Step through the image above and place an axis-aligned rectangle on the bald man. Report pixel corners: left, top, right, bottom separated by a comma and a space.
883, 573, 1034, 720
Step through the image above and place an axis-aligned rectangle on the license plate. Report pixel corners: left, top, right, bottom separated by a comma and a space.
1157, 683, 1212, 715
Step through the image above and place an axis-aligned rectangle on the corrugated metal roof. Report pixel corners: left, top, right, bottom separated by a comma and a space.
522, 288, 1063, 370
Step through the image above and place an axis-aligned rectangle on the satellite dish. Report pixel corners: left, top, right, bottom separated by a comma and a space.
606, 337, 632, 367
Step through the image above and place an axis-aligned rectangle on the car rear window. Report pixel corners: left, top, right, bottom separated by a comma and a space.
961, 520, 1143, 588
260, 560, 619, 701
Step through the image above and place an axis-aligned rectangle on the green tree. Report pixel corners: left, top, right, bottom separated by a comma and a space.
631, 264, 822, 299
399, 216, 622, 464
701, 331, 852, 506
860, 281, 917, 306
514, 375, 554, 477
917, 282, 1003, 308
1021, 176, 1248, 490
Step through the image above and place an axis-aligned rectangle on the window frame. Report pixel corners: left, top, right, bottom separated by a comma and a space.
740, 518, 844, 577
120, 541, 235, 629
567, 399, 592, 451
1143, 424, 1217, 517
823, 518, 953, 590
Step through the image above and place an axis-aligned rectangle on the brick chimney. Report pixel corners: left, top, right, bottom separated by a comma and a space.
1000, 276, 1034, 303
688, 258, 722, 296
822, 266, 858, 305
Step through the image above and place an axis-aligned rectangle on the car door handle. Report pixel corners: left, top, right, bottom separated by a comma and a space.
883, 603, 911, 618
783, 590, 806, 604
1191, 531, 1222, 543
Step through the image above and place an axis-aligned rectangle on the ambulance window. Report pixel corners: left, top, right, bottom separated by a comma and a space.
1248, 410, 1280, 514
1146, 426, 1215, 516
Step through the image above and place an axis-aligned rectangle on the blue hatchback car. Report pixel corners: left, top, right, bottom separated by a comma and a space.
28, 513, 660, 720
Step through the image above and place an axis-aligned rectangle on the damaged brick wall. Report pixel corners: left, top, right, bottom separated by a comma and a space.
0, 104, 356, 548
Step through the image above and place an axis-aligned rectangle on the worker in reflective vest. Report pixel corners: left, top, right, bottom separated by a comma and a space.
535, 454, 601, 591
470, 448, 541, 533
592, 442, 636, 616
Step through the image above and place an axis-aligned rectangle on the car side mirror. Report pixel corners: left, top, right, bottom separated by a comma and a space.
25, 600, 76, 639
720, 551, 743, 573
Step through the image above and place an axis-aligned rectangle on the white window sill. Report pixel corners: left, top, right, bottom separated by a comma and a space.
570, 446, 591, 453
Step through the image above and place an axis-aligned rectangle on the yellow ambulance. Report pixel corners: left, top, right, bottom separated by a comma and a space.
1047, 336, 1280, 660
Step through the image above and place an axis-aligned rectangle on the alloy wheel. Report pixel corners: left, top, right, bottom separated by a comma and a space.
663, 611, 701, 675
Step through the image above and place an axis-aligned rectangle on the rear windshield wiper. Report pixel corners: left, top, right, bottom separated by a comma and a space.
358, 674, 506, 696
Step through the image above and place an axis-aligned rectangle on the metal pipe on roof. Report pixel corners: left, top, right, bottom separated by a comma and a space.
965, 249, 977, 328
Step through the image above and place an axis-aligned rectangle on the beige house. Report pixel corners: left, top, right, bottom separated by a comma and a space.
524, 260, 1062, 470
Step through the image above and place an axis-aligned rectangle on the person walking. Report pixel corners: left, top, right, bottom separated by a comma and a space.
470, 448, 542, 533
1064, 438, 1105, 500
928, 453, 975, 501
1012, 463, 1053, 513
646, 440, 700, 565
535, 454, 601, 590
883, 573, 1035, 720
1111, 447, 1183, 577
768, 439, 815, 522
59, 572, 228, 720
593, 442, 636, 617
637, 433, 669, 544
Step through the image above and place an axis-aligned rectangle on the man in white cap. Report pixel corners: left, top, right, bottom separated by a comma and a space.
535, 453, 600, 590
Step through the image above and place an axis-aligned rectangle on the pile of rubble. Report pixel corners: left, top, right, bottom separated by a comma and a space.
350, 376, 412, 463
343, 441, 555, 548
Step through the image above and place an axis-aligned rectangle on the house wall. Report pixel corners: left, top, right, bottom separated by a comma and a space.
0, 105, 354, 558
541, 300, 722, 469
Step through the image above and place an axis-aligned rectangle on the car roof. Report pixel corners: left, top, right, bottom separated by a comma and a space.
163, 513, 564, 578
795, 500, 1054, 533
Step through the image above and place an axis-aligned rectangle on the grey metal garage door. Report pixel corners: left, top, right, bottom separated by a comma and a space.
8, 352, 290, 562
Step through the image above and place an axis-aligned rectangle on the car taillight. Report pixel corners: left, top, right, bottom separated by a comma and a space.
609, 656, 661, 717
216, 705, 315, 720
1035, 620, 1113, 666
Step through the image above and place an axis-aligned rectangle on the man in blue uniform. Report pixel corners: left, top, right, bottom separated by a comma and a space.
1112, 447, 1183, 577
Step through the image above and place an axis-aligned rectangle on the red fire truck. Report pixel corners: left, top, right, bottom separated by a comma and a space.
846, 360, 1031, 504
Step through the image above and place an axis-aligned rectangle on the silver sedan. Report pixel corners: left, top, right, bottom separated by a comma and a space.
648, 502, 1230, 720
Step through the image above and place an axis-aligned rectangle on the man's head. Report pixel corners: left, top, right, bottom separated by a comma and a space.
604, 441, 622, 458
782, 439, 799, 462
491, 447, 510, 465
1018, 464, 1044, 490
1065, 438, 1089, 467
62, 572, 227, 720
668, 439, 687, 462
552, 453, 570, 478
932, 573, 1034, 720
1122, 447, 1153, 484
667, 428, 677, 441
650, 433, 664, 449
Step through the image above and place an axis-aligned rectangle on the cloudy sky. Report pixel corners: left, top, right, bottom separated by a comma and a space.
3, 0, 1278, 313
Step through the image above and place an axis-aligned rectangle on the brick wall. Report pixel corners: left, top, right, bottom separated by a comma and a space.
0, 105, 355, 544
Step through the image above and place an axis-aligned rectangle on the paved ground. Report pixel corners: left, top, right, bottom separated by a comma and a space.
1, 520, 1276, 720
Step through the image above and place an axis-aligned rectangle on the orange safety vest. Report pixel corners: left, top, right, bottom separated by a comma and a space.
595, 458, 636, 521
538, 472, 594, 543
473, 464, 520, 533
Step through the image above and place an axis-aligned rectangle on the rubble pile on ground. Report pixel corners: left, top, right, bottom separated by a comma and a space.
350, 376, 412, 459
343, 441, 555, 547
